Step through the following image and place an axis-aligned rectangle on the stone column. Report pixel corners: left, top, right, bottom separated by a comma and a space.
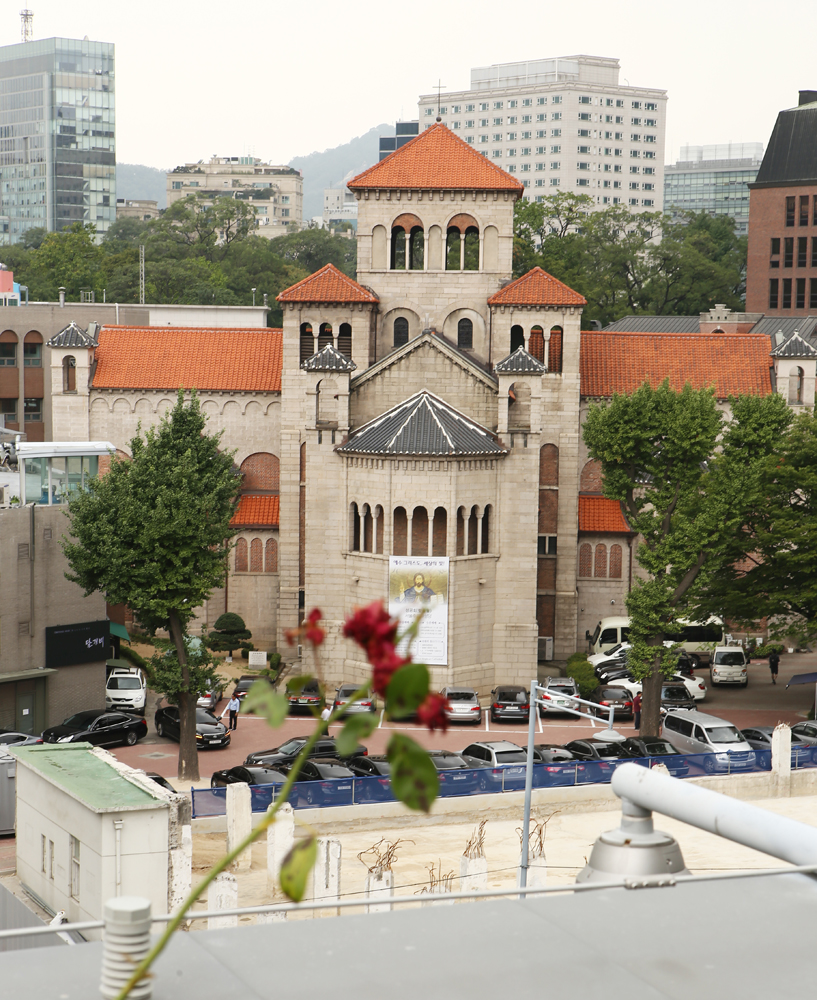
459, 233, 465, 271
266, 802, 295, 896
207, 872, 238, 930
372, 506, 380, 554
771, 723, 792, 797
226, 783, 252, 871
406, 509, 414, 556
476, 511, 484, 555
364, 869, 394, 913
423, 232, 429, 271
543, 331, 551, 370
459, 855, 487, 895
168, 824, 192, 913
478, 234, 484, 271
404, 230, 411, 270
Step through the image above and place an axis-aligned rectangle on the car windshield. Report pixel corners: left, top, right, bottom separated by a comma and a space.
548, 685, 575, 696
337, 685, 358, 698
107, 677, 142, 690
447, 692, 475, 702
601, 688, 628, 699
706, 726, 744, 744
277, 739, 305, 754
196, 710, 220, 725
594, 743, 629, 758
495, 750, 528, 763
61, 711, 100, 729
433, 755, 468, 769
640, 741, 678, 756
662, 687, 687, 699
497, 690, 525, 703
315, 764, 353, 777
291, 680, 320, 695
714, 651, 745, 666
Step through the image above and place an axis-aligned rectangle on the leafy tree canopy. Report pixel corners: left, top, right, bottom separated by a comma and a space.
207, 612, 253, 655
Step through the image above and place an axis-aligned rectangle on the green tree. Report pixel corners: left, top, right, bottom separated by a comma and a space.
144, 193, 258, 262
62, 391, 240, 780
207, 612, 252, 657
583, 381, 791, 735
24, 223, 103, 301
268, 227, 358, 278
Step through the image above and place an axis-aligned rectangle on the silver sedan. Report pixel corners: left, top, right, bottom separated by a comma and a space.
332, 683, 376, 714
440, 686, 482, 725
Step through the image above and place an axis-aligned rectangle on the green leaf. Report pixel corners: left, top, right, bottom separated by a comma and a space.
279, 835, 317, 903
242, 681, 288, 727
336, 712, 378, 756
285, 674, 315, 694
385, 663, 429, 720
387, 733, 439, 813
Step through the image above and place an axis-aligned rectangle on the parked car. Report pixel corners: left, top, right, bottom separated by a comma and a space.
0, 730, 43, 747
427, 750, 481, 793
608, 672, 707, 702
489, 686, 530, 723
661, 710, 756, 772
741, 727, 815, 768
459, 740, 529, 790
440, 687, 482, 725
709, 646, 749, 687
531, 744, 589, 787
659, 684, 696, 713
533, 743, 576, 764
154, 705, 230, 749
280, 758, 356, 806
332, 683, 376, 715
287, 678, 323, 715
790, 722, 817, 747
197, 684, 224, 711
145, 772, 177, 793
210, 765, 288, 788
620, 736, 690, 777
232, 676, 260, 700
245, 736, 367, 768
538, 678, 580, 717
589, 686, 633, 720
587, 642, 632, 667
594, 654, 631, 680
346, 755, 391, 777
562, 737, 631, 780
105, 668, 147, 715
43, 710, 148, 747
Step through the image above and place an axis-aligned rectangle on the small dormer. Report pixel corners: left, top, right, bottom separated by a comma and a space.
770, 329, 817, 406
494, 346, 546, 434
300, 343, 357, 433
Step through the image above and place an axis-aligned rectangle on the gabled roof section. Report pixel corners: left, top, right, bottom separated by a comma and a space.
603, 315, 701, 333
770, 330, 817, 358
487, 267, 586, 307
47, 321, 96, 348
580, 331, 773, 399
347, 123, 524, 194
277, 263, 378, 304
578, 496, 632, 533
92, 327, 283, 392
337, 390, 506, 458
752, 102, 817, 187
351, 330, 498, 391
495, 346, 546, 374
301, 343, 357, 372
231, 494, 280, 527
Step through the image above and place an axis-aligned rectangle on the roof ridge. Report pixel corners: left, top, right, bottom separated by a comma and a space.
277, 263, 378, 304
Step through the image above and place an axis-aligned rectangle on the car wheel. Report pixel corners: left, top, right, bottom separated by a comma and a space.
478, 774, 489, 792
305, 788, 315, 806
703, 756, 716, 774
741, 680, 748, 688
125, 730, 138, 746
156, 722, 164, 738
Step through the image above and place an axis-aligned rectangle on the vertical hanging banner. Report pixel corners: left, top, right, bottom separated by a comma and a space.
388, 556, 449, 666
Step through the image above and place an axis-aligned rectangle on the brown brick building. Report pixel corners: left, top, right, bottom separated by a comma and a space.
746, 91, 817, 316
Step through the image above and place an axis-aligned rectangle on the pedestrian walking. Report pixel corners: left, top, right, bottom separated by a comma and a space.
320, 703, 332, 724
633, 691, 642, 730
769, 650, 780, 685
226, 692, 240, 730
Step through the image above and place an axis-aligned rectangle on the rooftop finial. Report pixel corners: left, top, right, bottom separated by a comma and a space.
433, 78, 446, 118
20, 9, 33, 43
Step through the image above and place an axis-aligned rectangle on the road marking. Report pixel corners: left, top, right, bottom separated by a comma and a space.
485, 715, 490, 732
378, 709, 385, 729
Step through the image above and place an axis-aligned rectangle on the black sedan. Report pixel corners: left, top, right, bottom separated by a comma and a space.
533, 743, 576, 764
245, 736, 367, 768
660, 684, 696, 713
210, 765, 288, 788
154, 706, 230, 749
563, 738, 631, 780
620, 736, 690, 777
589, 686, 633, 720
346, 755, 392, 802
489, 686, 530, 722
145, 772, 177, 793
280, 758, 356, 806
42, 710, 148, 748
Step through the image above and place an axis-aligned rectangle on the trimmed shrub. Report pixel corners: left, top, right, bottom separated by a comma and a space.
565, 655, 598, 698
753, 642, 786, 658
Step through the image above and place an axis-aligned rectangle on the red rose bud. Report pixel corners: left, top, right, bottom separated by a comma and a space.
417, 692, 449, 733
307, 608, 323, 625
343, 602, 398, 650
372, 648, 409, 696
304, 624, 325, 646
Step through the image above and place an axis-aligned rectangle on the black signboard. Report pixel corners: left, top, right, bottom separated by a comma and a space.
45, 620, 110, 669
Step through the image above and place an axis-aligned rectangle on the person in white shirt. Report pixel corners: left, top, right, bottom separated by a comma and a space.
226, 693, 240, 730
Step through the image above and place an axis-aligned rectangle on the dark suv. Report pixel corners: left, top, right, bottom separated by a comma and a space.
244, 736, 367, 768
489, 686, 530, 722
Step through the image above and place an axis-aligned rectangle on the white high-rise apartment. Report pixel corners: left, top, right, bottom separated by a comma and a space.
419, 55, 667, 212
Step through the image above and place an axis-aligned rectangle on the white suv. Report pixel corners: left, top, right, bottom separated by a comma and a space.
710, 647, 748, 687
105, 668, 146, 714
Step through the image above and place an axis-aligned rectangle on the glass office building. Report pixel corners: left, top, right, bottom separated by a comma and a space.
0, 37, 115, 245
663, 143, 763, 236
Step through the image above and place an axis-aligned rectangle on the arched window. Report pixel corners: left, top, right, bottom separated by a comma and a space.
456, 507, 466, 555
445, 228, 461, 271
432, 507, 447, 556
457, 318, 473, 349
318, 322, 333, 350
529, 326, 544, 363
445, 215, 479, 271
63, 355, 77, 392
481, 504, 491, 553
594, 543, 608, 578
510, 325, 525, 352
363, 504, 373, 553
250, 538, 263, 572
609, 544, 622, 580
464, 227, 479, 270
265, 537, 278, 573
393, 506, 407, 556
580, 459, 602, 493
391, 226, 406, 269
316, 378, 338, 425
790, 366, 805, 404
300, 323, 314, 363
539, 444, 558, 486
579, 543, 592, 577
508, 382, 531, 429
350, 502, 360, 551
467, 505, 479, 555
372, 225, 387, 269
409, 226, 424, 270
23, 330, 42, 367
412, 506, 429, 557
391, 215, 423, 270
394, 316, 409, 347
338, 322, 352, 357
235, 538, 248, 573
375, 504, 384, 554
240, 453, 279, 492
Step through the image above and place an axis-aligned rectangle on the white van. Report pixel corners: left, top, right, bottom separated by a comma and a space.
709, 646, 748, 687
587, 616, 723, 661
662, 709, 756, 772
105, 667, 146, 715
586, 617, 631, 656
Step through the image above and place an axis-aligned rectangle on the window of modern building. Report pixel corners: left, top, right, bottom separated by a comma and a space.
24, 398, 41, 422
457, 318, 473, 349
578, 179, 590, 187
771, 237, 780, 266
784, 238, 794, 268
493, 101, 503, 109
769, 278, 779, 309
0, 342, 16, 366
796, 277, 806, 310
643, 199, 654, 207
23, 341, 41, 366
630, 165, 640, 174
782, 278, 792, 309
786, 196, 796, 227
579, 96, 591, 104
551, 128, 561, 137
550, 178, 560, 187
1, 398, 16, 423
798, 237, 808, 268
813, 236, 817, 267
800, 195, 810, 226
522, 98, 532, 107
552, 96, 562, 104
466, 103, 475, 112
551, 112, 561, 121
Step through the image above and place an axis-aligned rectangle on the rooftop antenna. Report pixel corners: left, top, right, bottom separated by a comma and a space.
20, 9, 33, 43
433, 79, 446, 120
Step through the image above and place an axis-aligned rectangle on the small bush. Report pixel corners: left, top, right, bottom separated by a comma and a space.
753, 642, 786, 658
565, 655, 598, 698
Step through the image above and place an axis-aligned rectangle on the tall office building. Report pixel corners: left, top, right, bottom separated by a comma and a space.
418, 56, 667, 212
664, 143, 764, 236
0, 37, 115, 245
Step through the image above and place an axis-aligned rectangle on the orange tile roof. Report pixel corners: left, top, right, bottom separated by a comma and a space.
92, 327, 283, 392
231, 494, 280, 527
277, 263, 378, 304
578, 496, 631, 533
347, 123, 525, 193
488, 267, 587, 307
580, 332, 773, 399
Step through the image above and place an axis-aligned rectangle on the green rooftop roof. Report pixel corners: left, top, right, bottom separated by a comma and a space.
10, 744, 166, 813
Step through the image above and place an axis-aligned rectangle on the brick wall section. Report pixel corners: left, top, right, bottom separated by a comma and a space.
580, 459, 603, 493
265, 538, 278, 573
235, 538, 248, 572
250, 538, 263, 572
747, 185, 817, 315
539, 444, 559, 486
537, 558, 556, 590
537, 595, 555, 637
609, 543, 622, 579
538, 489, 558, 533
594, 543, 608, 578
579, 543, 592, 577
240, 453, 280, 492
393, 507, 408, 555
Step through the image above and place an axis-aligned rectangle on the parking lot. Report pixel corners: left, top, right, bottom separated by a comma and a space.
108, 652, 816, 784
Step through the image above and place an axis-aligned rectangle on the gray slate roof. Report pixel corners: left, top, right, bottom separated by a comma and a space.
602, 315, 701, 333
494, 346, 546, 374
300, 343, 357, 372
753, 101, 817, 187
46, 321, 96, 348
770, 330, 817, 358
751, 315, 817, 344
337, 391, 506, 457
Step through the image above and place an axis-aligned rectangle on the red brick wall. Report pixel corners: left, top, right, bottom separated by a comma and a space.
538, 490, 558, 534
579, 543, 592, 577
747, 185, 817, 315
537, 594, 555, 637
265, 538, 278, 572
539, 444, 559, 486
610, 543, 623, 579
235, 537, 248, 572
537, 558, 556, 590
250, 538, 263, 572
594, 543, 608, 578
580, 459, 603, 493
240, 453, 280, 492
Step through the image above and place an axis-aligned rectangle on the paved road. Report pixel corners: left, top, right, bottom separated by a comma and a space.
110, 652, 817, 783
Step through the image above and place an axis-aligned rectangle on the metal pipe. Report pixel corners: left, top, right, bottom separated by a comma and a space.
518, 677, 538, 891
114, 819, 123, 896
611, 762, 817, 867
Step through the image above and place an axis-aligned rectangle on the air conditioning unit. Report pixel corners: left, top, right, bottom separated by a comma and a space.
538, 636, 554, 662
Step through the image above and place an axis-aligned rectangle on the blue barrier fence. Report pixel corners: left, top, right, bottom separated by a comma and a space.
190, 747, 817, 818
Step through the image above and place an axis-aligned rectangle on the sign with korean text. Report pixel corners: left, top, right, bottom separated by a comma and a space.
388, 556, 449, 666
45, 620, 110, 669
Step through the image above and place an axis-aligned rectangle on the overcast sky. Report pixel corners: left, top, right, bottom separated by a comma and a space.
4, 0, 808, 169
